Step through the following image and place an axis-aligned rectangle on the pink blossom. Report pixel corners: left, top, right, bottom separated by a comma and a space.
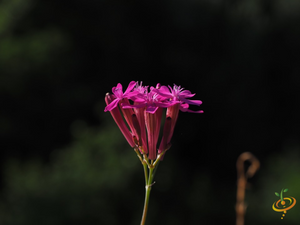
152, 84, 203, 111
104, 81, 137, 112
104, 81, 203, 160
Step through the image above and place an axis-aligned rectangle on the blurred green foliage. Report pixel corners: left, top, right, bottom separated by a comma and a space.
0, 113, 141, 225
0, 0, 69, 92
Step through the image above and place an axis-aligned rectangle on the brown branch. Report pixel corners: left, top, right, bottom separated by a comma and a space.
236, 152, 260, 225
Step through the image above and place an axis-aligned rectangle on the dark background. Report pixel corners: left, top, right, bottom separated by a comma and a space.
1, 0, 300, 224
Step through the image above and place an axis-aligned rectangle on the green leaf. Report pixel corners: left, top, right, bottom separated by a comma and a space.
284, 189, 288, 192
275, 192, 279, 196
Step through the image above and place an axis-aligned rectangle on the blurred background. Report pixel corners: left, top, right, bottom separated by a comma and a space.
1, 0, 300, 224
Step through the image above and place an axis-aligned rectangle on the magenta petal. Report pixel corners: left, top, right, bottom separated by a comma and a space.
112, 83, 123, 94
160, 86, 170, 92
126, 90, 139, 99
112, 83, 124, 99
157, 102, 178, 108
180, 103, 188, 110
179, 97, 202, 106
146, 105, 158, 114
104, 98, 119, 112
133, 98, 145, 103
179, 103, 203, 113
182, 93, 195, 98
180, 90, 192, 95
116, 83, 123, 90
122, 103, 146, 109
180, 90, 195, 98
184, 109, 204, 113
124, 81, 137, 96
152, 87, 172, 98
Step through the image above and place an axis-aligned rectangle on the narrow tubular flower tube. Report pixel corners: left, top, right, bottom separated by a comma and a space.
145, 111, 160, 160
119, 98, 139, 139
158, 116, 172, 155
166, 103, 180, 143
105, 93, 135, 147
131, 114, 142, 147
155, 107, 163, 146
134, 104, 148, 154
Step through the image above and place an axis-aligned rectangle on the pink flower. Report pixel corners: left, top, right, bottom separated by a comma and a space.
152, 84, 203, 113
104, 81, 137, 112
104, 81, 203, 160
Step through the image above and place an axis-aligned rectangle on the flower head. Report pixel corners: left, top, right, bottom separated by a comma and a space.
152, 84, 203, 113
104, 81, 203, 160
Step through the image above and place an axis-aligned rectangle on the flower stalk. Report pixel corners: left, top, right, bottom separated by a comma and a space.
140, 166, 155, 225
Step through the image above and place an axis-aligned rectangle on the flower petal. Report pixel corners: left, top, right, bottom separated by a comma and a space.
180, 90, 195, 98
104, 98, 119, 112
146, 105, 158, 114
152, 86, 172, 98
179, 97, 202, 106
122, 103, 147, 109
180, 103, 203, 113
112, 83, 124, 98
123, 81, 137, 96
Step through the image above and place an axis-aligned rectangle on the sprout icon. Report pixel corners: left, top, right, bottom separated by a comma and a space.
272, 188, 296, 219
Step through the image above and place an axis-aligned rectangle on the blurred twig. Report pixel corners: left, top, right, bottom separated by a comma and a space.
236, 152, 260, 225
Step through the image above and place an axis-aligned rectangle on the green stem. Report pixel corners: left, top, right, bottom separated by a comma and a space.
151, 160, 160, 180
280, 189, 284, 202
143, 163, 148, 185
140, 167, 155, 225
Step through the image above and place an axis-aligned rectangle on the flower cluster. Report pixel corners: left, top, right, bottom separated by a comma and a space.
104, 81, 203, 160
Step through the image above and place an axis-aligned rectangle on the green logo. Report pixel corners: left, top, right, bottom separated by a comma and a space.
272, 188, 296, 219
